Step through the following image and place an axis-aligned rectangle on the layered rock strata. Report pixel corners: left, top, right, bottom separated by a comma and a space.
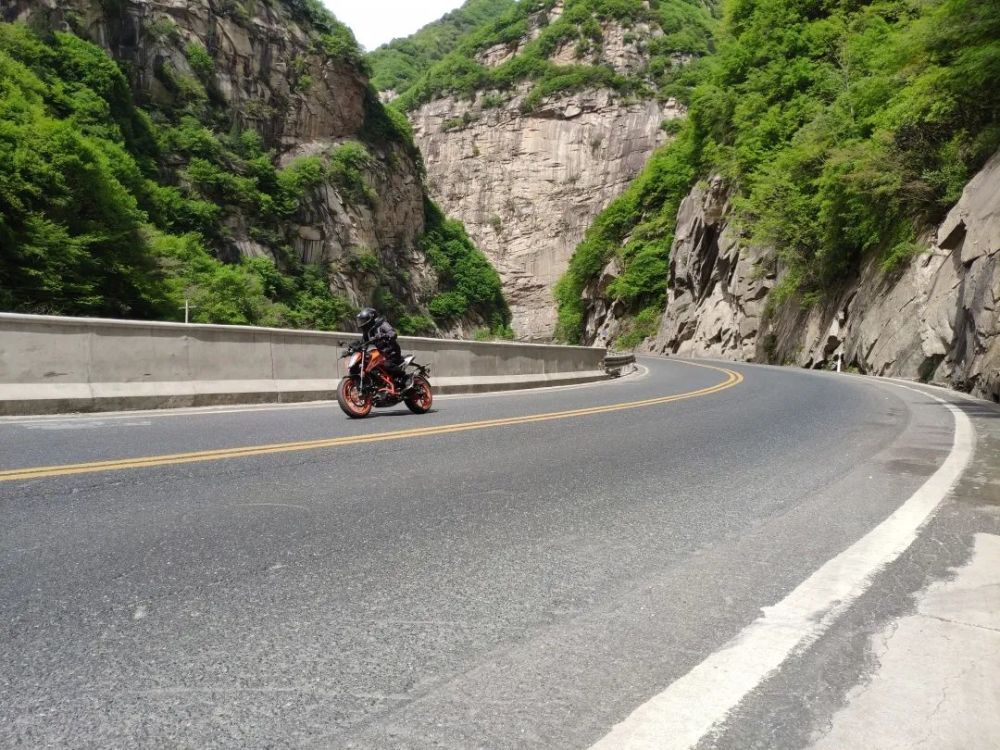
410, 0, 686, 340
635, 152, 1000, 401
412, 89, 681, 339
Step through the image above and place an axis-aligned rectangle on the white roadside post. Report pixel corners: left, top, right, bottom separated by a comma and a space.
181, 299, 197, 324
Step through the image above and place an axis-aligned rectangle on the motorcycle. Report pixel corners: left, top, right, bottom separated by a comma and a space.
336, 340, 433, 419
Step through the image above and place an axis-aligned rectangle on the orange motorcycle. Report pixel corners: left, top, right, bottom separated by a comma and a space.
336, 340, 433, 419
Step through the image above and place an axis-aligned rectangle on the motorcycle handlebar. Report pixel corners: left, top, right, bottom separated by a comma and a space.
340, 341, 370, 356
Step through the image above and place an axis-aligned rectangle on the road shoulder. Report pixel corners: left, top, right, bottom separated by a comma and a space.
810, 532, 1000, 749
807, 386, 1000, 750
701, 379, 1000, 750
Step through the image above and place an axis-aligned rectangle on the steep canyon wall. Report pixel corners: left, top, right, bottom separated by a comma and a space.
628, 153, 1000, 401
412, 89, 679, 340
406, 0, 689, 340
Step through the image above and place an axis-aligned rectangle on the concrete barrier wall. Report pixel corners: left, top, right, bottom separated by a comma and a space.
0, 313, 608, 415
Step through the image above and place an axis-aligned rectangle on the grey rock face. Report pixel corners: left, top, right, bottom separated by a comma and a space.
408, 1, 682, 340
7, 0, 368, 144
639, 153, 1000, 401
412, 88, 681, 340
642, 177, 773, 358
827, 150, 1000, 398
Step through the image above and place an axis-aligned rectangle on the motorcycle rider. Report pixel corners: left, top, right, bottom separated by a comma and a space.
356, 307, 406, 385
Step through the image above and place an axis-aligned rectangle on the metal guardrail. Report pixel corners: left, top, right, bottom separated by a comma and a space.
603, 352, 637, 377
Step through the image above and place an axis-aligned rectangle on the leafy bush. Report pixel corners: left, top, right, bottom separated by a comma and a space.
360, 87, 422, 167
614, 305, 661, 350
317, 24, 363, 65
328, 142, 376, 205
348, 249, 382, 275
428, 291, 470, 321
275, 156, 326, 215
396, 313, 437, 335
184, 41, 213, 80
474, 324, 516, 341
419, 199, 510, 327
282, 0, 363, 64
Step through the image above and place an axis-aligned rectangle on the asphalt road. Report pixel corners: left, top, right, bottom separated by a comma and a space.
1, 357, 995, 749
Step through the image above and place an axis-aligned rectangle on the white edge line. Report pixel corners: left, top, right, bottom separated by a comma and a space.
590, 384, 975, 750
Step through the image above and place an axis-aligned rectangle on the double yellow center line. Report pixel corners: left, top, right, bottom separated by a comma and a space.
0, 362, 743, 483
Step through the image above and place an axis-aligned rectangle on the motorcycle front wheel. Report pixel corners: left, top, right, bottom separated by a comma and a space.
404, 376, 433, 414
337, 376, 372, 418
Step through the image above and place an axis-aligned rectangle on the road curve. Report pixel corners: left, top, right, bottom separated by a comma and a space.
0, 357, 986, 748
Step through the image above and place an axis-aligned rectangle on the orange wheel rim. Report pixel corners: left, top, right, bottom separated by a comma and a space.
342, 380, 368, 413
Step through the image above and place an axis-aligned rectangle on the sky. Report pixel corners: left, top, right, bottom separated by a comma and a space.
323, 0, 467, 51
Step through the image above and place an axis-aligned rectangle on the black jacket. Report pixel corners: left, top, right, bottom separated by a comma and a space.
362, 319, 403, 368
362, 319, 397, 346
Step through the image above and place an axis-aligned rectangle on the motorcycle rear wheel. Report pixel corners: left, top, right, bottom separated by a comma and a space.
337, 376, 372, 418
404, 376, 433, 414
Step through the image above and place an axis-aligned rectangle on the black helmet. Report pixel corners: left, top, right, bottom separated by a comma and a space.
356, 307, 378, 332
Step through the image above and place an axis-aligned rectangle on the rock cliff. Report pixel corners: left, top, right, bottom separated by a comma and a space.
412, 88, 680, 340
640, 152, 1000, 402
3, 0, 503, 334
400, 0, 704, 340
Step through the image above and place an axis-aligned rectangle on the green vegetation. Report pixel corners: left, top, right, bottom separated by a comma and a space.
1, 7, 507, 333
368, 0, 518, 93
474, 325, 516, 341
184, 41, 213, 80
419, 199, 511, 331
556, 0, 1000, 344
321, 200, 510, 337
614, 307, 662, 350
1, 25, 173, 318
727, 0, 1000, 294
391, 0, 718, 112
0, 23, 372, 324
555, 132, 696, 341
396, 313, 437, 336
282, 0, 365, 66
0, 20, 375, 323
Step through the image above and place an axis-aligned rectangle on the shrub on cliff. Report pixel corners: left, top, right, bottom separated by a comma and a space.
556, 0, 1000, 344
369, 0, 518, 93
391, 0, 717, 112
420, 199, 511, 330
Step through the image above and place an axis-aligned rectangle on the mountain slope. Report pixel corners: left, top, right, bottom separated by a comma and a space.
368, 0, 518, 97
0, 0, 509, 336
382, 0, 718, 339
559, 0, 999, 397
392, 0, 716, 113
